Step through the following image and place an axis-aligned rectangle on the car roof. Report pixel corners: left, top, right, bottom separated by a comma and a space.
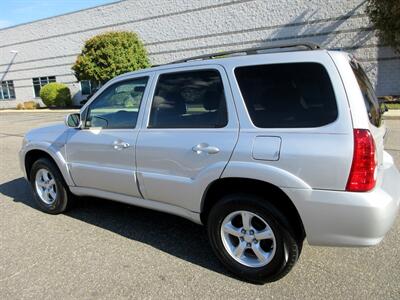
115, 49, 340, 82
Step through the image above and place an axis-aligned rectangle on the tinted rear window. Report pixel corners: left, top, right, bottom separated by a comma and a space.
350, 61, 382, 127
235, 63, 338, 128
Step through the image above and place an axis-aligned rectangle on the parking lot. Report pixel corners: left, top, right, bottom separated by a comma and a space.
0, 111, 399, 299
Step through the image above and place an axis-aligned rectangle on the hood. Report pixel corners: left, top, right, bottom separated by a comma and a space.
25, 123, 70, 146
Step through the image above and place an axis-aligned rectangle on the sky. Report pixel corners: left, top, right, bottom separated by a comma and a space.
0, 0, 120, 29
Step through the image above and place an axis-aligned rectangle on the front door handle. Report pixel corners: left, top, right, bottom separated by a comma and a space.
113, 141, 130, 150
192, 143, 220, 154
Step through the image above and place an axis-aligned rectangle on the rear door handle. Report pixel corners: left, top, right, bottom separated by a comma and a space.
192, 143, 220, 154
113, 141, 130, 150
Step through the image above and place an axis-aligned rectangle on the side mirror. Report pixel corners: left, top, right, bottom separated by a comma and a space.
65, 113, 82, 128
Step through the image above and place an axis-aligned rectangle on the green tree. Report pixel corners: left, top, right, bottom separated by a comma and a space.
366, 0, 400, 53
72, 31, 150, 83
40, 83, 72, 107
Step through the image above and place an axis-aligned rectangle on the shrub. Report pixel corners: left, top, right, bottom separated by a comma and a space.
16, 101, 40, 110
378, 95, 400, 103
72, 31, 150, 83
24, 101, 40, 109
40, 83, 72, 107
366, 0, 400, 53
379, 95, 393, 102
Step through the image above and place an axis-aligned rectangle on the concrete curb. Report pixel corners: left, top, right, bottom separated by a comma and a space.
0, 109, 79, 113
383, 110, 400, 120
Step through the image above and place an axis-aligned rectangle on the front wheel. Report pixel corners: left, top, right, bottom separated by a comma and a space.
207, 194, 301, 284
29, 158, 70, 214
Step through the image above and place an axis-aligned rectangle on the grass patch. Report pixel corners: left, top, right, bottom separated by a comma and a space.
386, 103, 400, 110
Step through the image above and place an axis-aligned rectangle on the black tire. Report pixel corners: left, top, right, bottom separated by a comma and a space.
207, 193, 301, 284
29, 158, 70, 214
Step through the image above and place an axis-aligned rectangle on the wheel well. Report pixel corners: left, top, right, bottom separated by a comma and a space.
25, 150, 56, 180
201, 178, 306, 242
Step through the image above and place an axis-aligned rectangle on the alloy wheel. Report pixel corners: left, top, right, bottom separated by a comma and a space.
35, 168, 57, 205
220, 210, 276, 268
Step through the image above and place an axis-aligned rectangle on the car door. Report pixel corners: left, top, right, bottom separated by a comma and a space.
66, 75, 152, 197
135, 65, 239, 212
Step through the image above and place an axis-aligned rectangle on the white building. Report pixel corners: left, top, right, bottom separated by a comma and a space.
0, 0, 399, 108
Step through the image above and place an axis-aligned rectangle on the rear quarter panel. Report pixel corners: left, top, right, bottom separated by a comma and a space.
329, 51, 386, 173
222, 51, 354, 190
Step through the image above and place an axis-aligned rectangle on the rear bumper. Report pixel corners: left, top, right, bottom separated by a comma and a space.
283, 151, 400, 247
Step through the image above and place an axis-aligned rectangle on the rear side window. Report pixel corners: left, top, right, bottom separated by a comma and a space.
350, 61, 382, 127
235, 63, 338, 128
148, 69, 227, 128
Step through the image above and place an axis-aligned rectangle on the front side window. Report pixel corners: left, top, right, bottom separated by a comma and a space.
350, 61, 382, 127
235, 63, 338, 128
85, 77, 148, 129
33, 76, 56, 97
0, 81, 16, 100
149, 69, 227, 128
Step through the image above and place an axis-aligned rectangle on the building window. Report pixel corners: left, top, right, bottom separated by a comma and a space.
81, 80, 99, 96
32, 76, 56, 98
0, 81, 16, 100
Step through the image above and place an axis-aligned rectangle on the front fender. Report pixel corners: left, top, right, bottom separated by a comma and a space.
21, 141, 74, 186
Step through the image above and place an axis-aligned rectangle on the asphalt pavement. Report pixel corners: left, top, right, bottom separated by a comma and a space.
0, 111, 399, 299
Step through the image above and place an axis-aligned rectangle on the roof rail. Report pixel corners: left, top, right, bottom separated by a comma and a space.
170, 42, 321, 64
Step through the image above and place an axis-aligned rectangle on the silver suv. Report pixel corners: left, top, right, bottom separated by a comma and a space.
19, 43, 400, 283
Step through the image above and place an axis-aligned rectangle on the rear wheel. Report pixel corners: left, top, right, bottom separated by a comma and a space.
29, 158, 70, 214
207, 193, 301, 283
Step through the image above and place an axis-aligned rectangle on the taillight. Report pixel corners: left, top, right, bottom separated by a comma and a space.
346, 129, 377, 192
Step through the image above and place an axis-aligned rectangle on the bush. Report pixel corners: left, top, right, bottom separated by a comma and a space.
16, 101, 40, 110
24, 101, 40, 109
72, 31, 150, 83
40, 83, 72, 107
378, 95, 400, 103
366, 0, 400, 53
